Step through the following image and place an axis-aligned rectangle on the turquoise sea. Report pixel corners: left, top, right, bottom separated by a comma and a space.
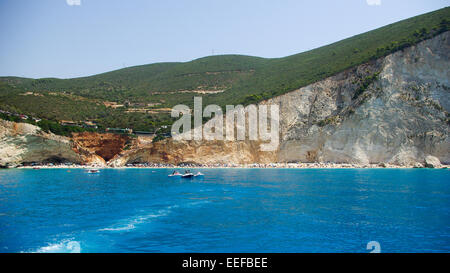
0, 168, 448, 253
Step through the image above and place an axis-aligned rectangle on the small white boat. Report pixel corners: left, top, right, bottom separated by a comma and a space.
87, 169, 100, 174
194, 172, 204, 177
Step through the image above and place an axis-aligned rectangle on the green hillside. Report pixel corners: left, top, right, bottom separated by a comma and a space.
1, 55, 267, 105
0, 7, 449, 135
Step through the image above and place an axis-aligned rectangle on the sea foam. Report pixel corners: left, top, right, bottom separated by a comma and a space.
32, 240, 81, 253
98, 201, 210, 232
98, 205, 179, 232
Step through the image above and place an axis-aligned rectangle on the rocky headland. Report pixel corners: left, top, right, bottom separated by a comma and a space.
1, 32, 449, 169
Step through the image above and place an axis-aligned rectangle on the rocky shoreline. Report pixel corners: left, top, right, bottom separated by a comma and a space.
16, 161, 449, 170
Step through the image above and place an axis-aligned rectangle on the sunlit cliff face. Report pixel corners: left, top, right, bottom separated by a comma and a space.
71, 132, 131, 162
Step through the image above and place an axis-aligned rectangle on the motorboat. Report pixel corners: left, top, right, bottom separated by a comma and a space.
87, 169, 100, 174
168, 171, 182, 177
181, 170, 194, 178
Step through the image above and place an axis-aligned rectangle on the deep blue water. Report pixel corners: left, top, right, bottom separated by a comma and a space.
0, 168, 449, 253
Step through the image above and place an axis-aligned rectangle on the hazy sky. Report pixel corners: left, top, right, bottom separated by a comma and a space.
0, 0, 448, 78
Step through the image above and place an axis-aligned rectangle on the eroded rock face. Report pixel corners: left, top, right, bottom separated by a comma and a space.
0, 120, 84, 167
72, 132, 131, 162
270, 31, 449, 165
424, 155, 441, 168
108, 139, 277, 167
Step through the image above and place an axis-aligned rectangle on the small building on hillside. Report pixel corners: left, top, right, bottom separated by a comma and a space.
106, 128, 133, 134
60, 120, 79, 126
83, 121, 98, 129
134, 131, 156, 137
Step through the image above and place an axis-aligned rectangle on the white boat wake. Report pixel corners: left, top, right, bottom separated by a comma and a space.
30, 239, 81, 253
